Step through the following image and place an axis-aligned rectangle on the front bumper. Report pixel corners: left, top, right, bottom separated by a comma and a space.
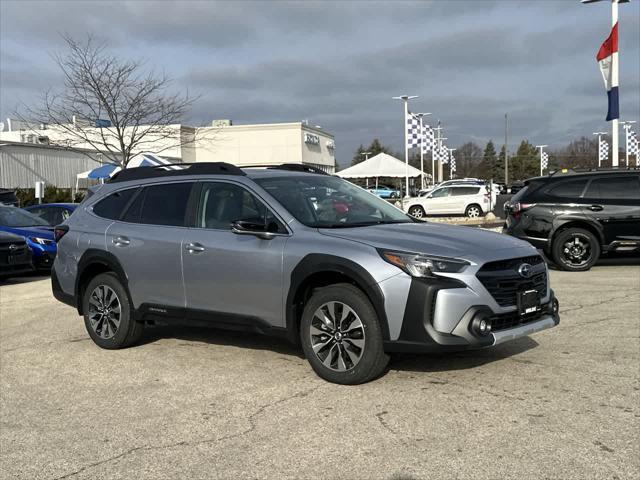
381, 274, 560, 354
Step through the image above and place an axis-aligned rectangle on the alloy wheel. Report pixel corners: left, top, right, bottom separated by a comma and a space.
409, 206, 424, 218
309, 301, 365, 372
467, 206, 481, 218
87, 285, 121, 339
561, 234, 592, 267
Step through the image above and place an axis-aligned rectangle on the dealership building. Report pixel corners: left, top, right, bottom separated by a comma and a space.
0, 119, 336, 189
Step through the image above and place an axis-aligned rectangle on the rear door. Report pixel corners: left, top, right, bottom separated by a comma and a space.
448, 186, 484, 214
181, 181, 288, 327
105, 181, 195, 310
580, 174, 640, 246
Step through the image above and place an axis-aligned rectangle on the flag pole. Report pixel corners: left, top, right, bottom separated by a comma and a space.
393, 95, 418, 198
611, 0, 619, 167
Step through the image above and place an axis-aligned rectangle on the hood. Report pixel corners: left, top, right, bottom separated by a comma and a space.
0, 226, 55, 240
319, 222, 536, 264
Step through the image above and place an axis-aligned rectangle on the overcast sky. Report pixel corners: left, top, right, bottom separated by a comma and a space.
1, 0, 639, 165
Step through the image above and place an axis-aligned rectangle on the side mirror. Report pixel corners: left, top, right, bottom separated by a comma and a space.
231, 219, 275, 240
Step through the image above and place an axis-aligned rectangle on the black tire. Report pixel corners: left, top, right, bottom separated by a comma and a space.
82, 272, 143, 349
300, 283, 389, 385
552, 227, 601, 272
408, 205, 426, 219
465, 204, 483, 218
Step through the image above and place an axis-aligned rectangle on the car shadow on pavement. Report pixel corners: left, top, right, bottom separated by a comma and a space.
0, 271, 50, 285
138, 324, 540, 373
139, 324, 306, 359
388, 336, 539, 374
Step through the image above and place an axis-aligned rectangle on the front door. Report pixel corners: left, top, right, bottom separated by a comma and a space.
425, 187, 451, 214
182, 181, 289, 327
581, 174, 640, 246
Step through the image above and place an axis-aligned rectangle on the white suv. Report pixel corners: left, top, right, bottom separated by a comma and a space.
405, 185, 490, 218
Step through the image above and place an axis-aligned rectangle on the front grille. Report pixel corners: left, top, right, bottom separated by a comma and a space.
490, 308, 547, 332
477, 255, 547, 307
0, 243, 30, 266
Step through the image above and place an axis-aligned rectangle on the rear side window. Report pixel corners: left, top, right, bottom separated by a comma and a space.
545, 179, 588, 198
452, 187, 481, 196
139, 182, 194, 226
93, 188, 137, 220
584, 176, 640, 200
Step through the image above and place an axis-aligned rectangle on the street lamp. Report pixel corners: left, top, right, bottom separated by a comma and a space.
393, 95, 419, 198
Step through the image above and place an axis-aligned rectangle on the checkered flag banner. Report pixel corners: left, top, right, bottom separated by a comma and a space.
406, 112, 421, 149
422, 125, 435, 154
450, 152, 456, 172
626, 128, 638, 156
440, 144, 449, 164
541, 151, 549, 170
599, 137, 609, 164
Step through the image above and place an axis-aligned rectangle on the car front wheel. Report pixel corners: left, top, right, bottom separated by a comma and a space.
408, 205, 426, 218
300, 283, 389, 385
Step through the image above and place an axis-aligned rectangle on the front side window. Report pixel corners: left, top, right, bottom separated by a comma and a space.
255, 175, 412, 228
196, 182, 285, 232
430, 187, 450, 198
584, 176, 640, 200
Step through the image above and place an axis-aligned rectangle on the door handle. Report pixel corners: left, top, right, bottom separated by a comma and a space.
112, 236, 130, 246
185, 242, 205, 253
588, 205, 604, 212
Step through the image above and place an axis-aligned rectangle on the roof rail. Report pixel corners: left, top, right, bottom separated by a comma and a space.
109, 162, 246, 183
548, 166, 640, 177
241, 163, 330, 175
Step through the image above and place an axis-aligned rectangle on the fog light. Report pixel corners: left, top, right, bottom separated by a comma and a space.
472, 315, 492, 337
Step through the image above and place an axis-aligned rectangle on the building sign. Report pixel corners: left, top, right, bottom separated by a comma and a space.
304, 133, 320, 145
326, 141, 335, 150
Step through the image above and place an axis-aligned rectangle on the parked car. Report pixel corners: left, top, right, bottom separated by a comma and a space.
0, 231, 34, 279
508, 182, 525, 194
405, 185, 491, 218
503, 169, 640, 271
51, 163, 559, 385
0, 188, 19, 206
368, 185, 400, 199
24, 203, 78, 226
0, 206, 56, 269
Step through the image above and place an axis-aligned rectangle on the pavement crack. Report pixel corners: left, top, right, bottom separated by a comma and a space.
51, 384, 323, 479
375, 410, 396, 434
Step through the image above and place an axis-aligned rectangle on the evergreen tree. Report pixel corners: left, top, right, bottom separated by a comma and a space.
351, 138, 393, 165
513, 140, 539, 180
495, 145, 506, 183
481, 140, 497, 180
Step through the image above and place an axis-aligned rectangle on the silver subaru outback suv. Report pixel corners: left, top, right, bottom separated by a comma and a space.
52, 163, 559, 384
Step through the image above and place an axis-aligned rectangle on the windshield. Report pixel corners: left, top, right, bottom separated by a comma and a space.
255, 175, 413, 228
0, 207, 50, 227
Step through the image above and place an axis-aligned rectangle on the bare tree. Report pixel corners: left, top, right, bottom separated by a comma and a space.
18, 35, 205, 167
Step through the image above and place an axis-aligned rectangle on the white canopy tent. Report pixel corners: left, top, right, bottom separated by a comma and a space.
336, 152, 430, 192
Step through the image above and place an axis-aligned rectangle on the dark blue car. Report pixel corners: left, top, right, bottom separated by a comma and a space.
0, 206, 56, 269
23, 203, 78, 226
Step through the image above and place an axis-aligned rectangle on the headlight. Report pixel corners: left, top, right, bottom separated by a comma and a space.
380, 250, 469, 277
29, 237, 54, 246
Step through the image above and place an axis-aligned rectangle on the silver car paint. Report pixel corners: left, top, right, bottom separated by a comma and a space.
54, 172, 556, 347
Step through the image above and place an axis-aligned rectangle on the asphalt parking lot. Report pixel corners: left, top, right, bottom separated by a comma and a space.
1, 261, 639, 480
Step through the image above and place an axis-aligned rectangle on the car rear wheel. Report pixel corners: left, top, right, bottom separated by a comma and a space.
300, 283, 389, 385
82, 272, 143, 349
465, 204, 482, 218
408, 205, 426, 218
552, 228, 600, 271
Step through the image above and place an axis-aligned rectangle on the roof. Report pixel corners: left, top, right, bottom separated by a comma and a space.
337, 152, 429, 179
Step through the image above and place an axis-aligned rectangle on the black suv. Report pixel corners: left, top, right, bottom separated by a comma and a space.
503, 169, 640, 271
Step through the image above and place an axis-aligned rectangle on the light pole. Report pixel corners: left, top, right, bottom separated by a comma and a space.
536, 145, 548, 176
593, 131, 607, 166
393, 95, 419, 198
432, 122, 442, 186
413, 112, 431, 190
360, 151, 371, 187
621, 120, 637, 166
583, 0, 631, 167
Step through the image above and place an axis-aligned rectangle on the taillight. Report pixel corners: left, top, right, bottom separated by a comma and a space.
54, 225, 69, 243
512, 203, 536, 213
